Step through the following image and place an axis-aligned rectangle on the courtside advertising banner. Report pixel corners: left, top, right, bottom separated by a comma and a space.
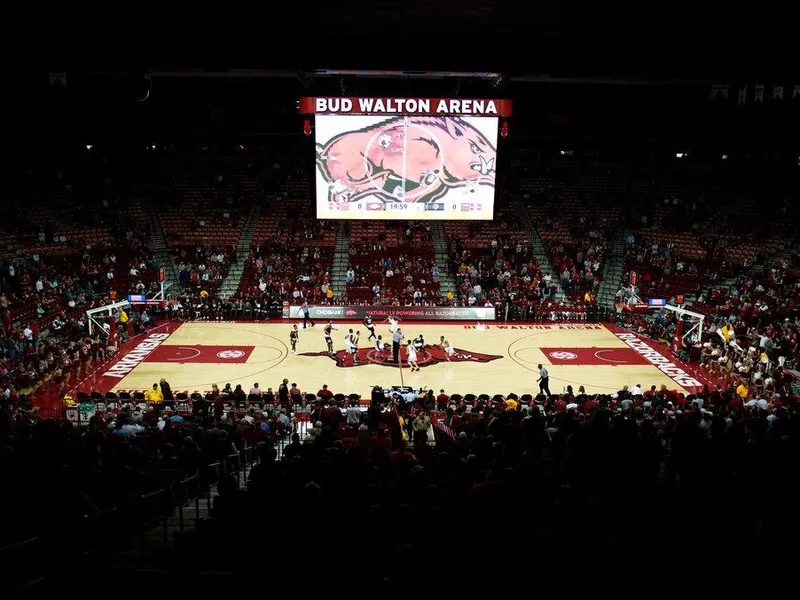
286, 305, 496, 321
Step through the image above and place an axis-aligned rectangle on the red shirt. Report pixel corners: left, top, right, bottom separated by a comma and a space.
663, 389, 679, 405
371, 435, 391, 454
581, 399, 599, 413
321, 406, 341, 428
391, 450, 417, 467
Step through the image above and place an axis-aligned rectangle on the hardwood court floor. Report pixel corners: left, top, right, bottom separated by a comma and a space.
81, 321, 708, 398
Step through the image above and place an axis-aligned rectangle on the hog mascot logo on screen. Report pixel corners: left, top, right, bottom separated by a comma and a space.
316, 116, 497, 205
300, 343, 502, 369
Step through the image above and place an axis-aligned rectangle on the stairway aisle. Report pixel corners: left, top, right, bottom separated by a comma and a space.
218, 203, 263, 299
143, 198, 179, 290
752, 243, 797, 275
597, 226, 629, 306
330, 221, 351, 298
709, 240, 799, 293
513, 196, 564, 301
430, 222, 457, 299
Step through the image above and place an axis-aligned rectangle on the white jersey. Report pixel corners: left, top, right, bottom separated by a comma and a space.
345, 332, 359, 352
375, 339, 383, 352
444, 342, 455, 356
407, 346, 417, 361
388, 317, 399, 333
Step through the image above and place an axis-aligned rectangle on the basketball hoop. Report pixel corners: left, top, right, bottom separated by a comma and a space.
86, 300, 131, 336
661, 304, 705, 345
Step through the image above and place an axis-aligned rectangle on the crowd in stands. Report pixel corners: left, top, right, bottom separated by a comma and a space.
617, 247, 800, 395
616, 177, 796, 297
3, 371, 798, 596
176, 245, 234, 296
346, 221, 440, 304
520, 177, 621, 304
164, 167, 262, 295
237, 238, 334, 303
1, 173, 162, 401
450, 224, 539, 303
445, 202, 591, 322
235, 168, 337, 303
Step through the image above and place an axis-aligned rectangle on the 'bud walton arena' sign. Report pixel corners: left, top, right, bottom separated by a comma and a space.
299, 97, 513, 116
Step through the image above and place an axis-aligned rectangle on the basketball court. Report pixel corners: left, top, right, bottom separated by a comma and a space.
69, 321, 710, 399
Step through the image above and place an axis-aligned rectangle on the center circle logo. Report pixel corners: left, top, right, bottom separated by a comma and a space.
217, 350, 245, 359
549, 351, 577, 360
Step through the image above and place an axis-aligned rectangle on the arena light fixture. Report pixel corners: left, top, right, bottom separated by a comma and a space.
311, 70, 502, 80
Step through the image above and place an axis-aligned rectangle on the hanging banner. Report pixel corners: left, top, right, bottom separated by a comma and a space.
738, 86, 747, 104
794, 84, 800, 99
710, 84, 729, 99
49, 72, 67, 87
773, 84, 784, 100
754, 84, 765, 103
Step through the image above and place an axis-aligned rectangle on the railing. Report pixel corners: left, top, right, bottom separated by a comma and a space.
0, 537, 45, 597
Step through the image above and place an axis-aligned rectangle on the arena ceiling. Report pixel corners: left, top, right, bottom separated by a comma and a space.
45, 4, 794, 80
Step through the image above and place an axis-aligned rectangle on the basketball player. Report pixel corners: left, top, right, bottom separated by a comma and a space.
289, 324, 299, 354
345, 329, 361, 365
374, 334, 384, 354
323, 320, 338, 354
364, 315, 377, 341
442, 337, 455, 361
351, 329, 361, 365
413, 334, 425, 358
386, 316, 400, 334
406, 340, 419, 372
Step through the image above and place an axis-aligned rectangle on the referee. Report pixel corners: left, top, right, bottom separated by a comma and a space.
537, 364, 551, 396
392, 328, 404, 363
301, 301, 314, 329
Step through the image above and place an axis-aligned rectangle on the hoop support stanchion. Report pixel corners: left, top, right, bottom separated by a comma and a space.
398, 353, 404, 387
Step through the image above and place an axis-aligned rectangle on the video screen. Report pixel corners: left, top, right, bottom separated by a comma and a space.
314, 115, 498, 220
